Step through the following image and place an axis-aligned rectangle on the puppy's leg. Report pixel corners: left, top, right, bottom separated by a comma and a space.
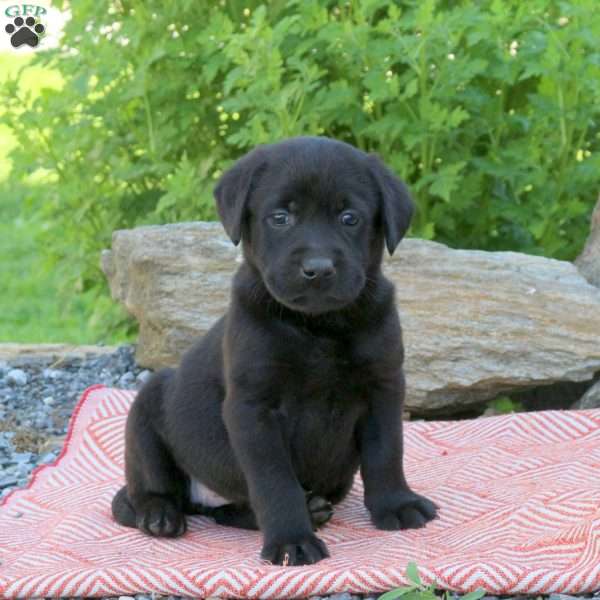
359, 373, 438, 531
223, 397, 330, 565
112, 370, 188, 537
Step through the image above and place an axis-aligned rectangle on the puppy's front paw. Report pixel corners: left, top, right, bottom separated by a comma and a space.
261, 532, 329, 566
371, 492, 438, 531
136, 496, 187, 537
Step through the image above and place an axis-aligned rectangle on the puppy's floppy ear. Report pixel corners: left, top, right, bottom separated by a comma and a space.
213, 148, 266, 245
367, 153, 415, 255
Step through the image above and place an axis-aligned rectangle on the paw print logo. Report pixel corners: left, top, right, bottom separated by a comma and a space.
5, 16, 45, 48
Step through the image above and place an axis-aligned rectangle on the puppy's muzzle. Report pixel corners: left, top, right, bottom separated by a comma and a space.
300, 257, 336, 282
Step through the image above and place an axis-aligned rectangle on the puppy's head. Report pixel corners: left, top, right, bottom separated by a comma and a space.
214, 136, 414, 315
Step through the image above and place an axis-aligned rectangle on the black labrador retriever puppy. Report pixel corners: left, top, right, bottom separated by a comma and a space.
112, 136, 437, 565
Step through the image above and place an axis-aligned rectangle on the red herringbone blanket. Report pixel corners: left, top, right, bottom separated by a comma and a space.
1, 385, 600, 598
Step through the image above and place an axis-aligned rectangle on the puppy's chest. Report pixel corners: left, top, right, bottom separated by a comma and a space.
277, 337, 369, 441
293, 336, 368, 398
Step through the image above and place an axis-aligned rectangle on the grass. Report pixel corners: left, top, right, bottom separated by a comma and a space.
0, 52, 132, 344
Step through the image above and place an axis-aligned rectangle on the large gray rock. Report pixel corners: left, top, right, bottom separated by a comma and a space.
576, 195, 600, 287
101, 222, 600, 414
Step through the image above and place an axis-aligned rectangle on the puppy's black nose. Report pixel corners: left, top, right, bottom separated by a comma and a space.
301, 257, 336, 280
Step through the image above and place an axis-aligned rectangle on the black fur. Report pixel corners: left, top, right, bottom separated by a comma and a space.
112, 136, 437, 565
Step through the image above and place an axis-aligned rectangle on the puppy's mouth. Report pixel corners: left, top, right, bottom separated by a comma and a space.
268, 286, 361, 315
290, 294, 350, 313
262, 269, 366, 315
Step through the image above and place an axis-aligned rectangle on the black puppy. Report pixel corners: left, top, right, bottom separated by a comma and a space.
112, 136, 437, 565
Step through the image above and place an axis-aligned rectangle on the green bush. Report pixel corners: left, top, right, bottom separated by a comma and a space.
2, 0, 599, 335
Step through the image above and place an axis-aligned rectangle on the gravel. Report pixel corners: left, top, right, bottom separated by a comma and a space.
0, 346, 598, 600
0, 345, 145, 500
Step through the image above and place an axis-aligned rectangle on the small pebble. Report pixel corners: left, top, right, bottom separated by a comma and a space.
42, 396, 56, 407
42, 368, 64, 380
6, 368, 28, 386
34, 415, 52, 429
136, 369, 152, 385
16, 463, 31, 478
13, 452, 33, 464
0, 477, 18, 489
118, 372, 135, 386
39, 452, 56, 464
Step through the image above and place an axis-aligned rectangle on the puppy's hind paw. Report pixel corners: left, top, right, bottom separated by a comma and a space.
371, 492, 438, 531
136, 496, 187, 537
306, 493, 333, 529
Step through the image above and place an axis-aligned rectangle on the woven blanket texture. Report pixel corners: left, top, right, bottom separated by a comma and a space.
1, 385, 600, 599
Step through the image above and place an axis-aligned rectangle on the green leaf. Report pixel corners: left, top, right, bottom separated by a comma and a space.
406, 562, 422, 586
420, 221, 436, 240
401, 78, 418, 100
428, 162, 467, 203
448, 106, 470, 129
377, 586, 417, 600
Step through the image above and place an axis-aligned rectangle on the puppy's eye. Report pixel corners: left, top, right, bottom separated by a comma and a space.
340, 211, 359, 226
268, 211, 291, 227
